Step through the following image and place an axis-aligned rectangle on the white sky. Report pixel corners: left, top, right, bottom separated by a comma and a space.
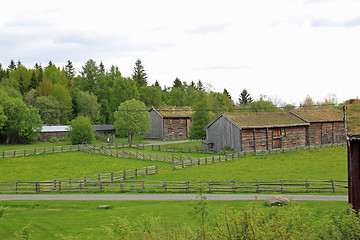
1, 0, 360, 105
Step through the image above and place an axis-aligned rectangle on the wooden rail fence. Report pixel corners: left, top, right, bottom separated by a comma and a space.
0, 179, 347, 194
0, 166, 157, 193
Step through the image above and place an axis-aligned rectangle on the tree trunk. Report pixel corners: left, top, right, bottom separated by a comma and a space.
128, 134, 133, 146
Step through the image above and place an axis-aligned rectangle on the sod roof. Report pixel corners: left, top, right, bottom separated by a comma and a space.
153, 106, 194, 118
223, 112, 308, 128
293, 108, 344, 122
345, 99, 360, 136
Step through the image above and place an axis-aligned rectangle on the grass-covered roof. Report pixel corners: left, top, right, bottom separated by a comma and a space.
345, 99, 360, 136
293, 108, 344, 122
224, 112, 308, 128
153, 106, 194, 118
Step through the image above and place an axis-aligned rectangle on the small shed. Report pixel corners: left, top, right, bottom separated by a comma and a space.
202, 112, 309, 152
291, 108, 346, 145
144, 106, 194, 140
345, 99, 360, 211
92, 125, 115, 136
38, 125, 70, 141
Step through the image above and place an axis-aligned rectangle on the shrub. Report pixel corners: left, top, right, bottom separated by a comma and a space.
68, 115, 95, 145
49, 137, 59, 143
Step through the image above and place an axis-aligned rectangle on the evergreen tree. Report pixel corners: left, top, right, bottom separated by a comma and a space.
239, 89, 253, 106
45, 60, 53, 70
64, 60, 76, 82
37, 66, 43, 83
223, 88, 231, 99
99, 61, 105, 75
132, 58, 147, 88
29, 71, 38, 90
172, 78, 182, 88
0, 64, 5, 81
19, 73, 24, 94
8, 60, 16, 71
17, 60, 23, 68
196, 80, 204, 91
154, 80, 161, 88
79, 59, 99, 92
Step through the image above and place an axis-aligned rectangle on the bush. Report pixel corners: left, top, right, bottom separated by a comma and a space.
49, 137, 59, 143
68, 116, 94, 145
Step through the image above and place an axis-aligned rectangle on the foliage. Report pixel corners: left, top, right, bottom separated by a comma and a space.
247, 94, 281, 112
190, 91, 212, 139
0, 87, 42, 144
110, 76, 140, 122
35, 96, 62, 124
239, 88, 253, 106
68, 115, 94, 145
139, 86, 163, 107
113, 99, 151, 145
74, 90, 100, 123
0, 202, 6, 218
49, 137, 59, 143
14, 223, 33, 240
132, 58, 148, 88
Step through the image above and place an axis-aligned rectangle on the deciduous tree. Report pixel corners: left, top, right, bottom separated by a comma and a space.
69, 115, 94, 144
113, 99, 151, 146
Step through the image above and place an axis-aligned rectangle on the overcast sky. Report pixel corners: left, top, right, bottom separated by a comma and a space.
1, 0, 359, 105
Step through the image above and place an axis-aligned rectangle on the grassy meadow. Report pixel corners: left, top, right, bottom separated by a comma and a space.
0, 200, 349, 239
0, 145, 347, 182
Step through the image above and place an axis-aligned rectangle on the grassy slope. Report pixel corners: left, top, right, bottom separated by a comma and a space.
0, 146, 347, 182
0, 200, 348, 240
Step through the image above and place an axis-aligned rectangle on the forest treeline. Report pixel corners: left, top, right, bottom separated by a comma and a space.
0, 59, 341, 143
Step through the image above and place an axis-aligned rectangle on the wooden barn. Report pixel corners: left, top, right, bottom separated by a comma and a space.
345, 99, 360, 211
291, 108, 346, 145
202, 112, 309, 152
92, 125, 115, 136
38, 125, 70, 142
144, 106, 194, 140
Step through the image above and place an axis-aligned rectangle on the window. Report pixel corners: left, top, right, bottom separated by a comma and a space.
179, 119, 183, 124
168, 128, 173, 135
168, 119, 172, 124
179, 128, 183, 134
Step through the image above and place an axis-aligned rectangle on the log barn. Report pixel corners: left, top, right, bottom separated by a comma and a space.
144, 106, 194, 140
202, 112, 309, 152
291, 108, 346, 145
345, 99, 360, 211
202, 108, 346, 152
38, 125, 70, 141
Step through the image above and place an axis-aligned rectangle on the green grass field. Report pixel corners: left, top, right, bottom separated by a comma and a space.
0, 200, 349, 239
0, 146, 347, 182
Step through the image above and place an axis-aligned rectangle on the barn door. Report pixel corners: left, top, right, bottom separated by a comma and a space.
272, 128, 281, 149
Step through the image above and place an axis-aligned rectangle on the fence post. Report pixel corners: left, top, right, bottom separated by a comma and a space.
15, 181, 18, 193
44, 147, 46, 154
142, 180, 145, 192
331, 179, 335, 193
2, 151, 4, 158
135, 169, 138, 177
123, 170, 126, 180
35, 181, 40, 193
198, 158, 200, 165
111, 172, 114, 182
24, 149, 26, 156
208, 181, 212, 193
205, 157, 207, 165
58, 181, 62, 192
232, 180, 235, 192
34, 148, 36, 155
186, 181, 189, 192
305, 179, 309, 193
99, 180, 103, 192
14, 150, 16, 157
256, 179, 260, 192
164, 180, 167, 192
281, 180, 283, 193
212, 156, 215, 163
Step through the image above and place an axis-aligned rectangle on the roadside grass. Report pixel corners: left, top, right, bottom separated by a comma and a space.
0, 200, 349, 240
0, 141, 73, 152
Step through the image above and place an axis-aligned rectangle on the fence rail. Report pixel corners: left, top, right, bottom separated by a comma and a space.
0, 166, 157, 193
0, 179, 347, 194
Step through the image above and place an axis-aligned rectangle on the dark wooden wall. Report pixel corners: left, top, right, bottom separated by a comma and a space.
38, 132, 68, 142
308, 122, 346, 146
348, 139, 360, 212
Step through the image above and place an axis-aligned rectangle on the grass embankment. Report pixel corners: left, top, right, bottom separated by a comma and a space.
0, 146, 346, 182
0, 200, 349, 240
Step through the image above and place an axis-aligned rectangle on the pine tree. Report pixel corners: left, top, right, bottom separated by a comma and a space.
8, 60, 16, 71
17, 60, 23, 68
19, 72, 24, 94
64, 60, 76, 82
99, 61, 105, 75
223, 88, 231, 99
29, 71, 38, 90
239, 89, 253, 106
132, 58, 148, 88
196, 80, 204, 91
172, 78, 182, 88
